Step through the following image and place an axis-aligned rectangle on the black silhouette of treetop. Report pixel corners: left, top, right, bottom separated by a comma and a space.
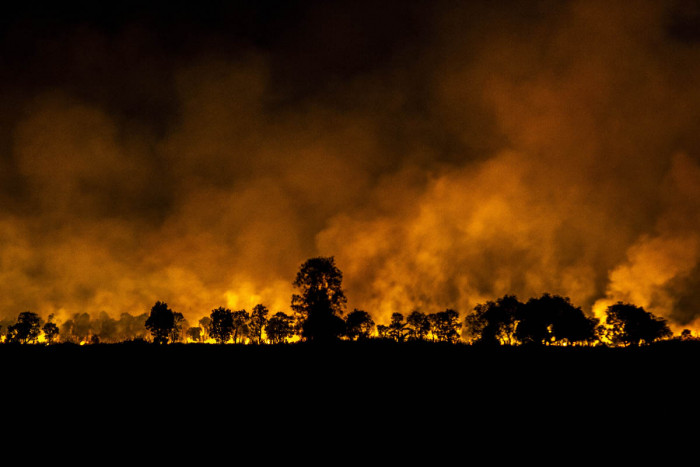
145, 301, 176, 344
344, 309, 375, 340
429, 309, 462, 343
292, 256, 347, 342
388, 313, 409, 342
465, 295, 521, 345
249, 304, 269, 344
232, 309, 250, 343
515, 294, 598, 346
170, 311, 187, 343
42, 314, 60, 344
7, 311, 43, 344
406, 311, 431, 341
208, 307, 235, 343
605, 302, 672, 346
265, 312, 295, 344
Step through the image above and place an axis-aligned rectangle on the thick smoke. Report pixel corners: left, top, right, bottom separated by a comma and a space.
1, 0, 699, 333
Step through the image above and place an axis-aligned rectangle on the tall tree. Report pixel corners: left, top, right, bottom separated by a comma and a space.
145, 301, 176, 344
292, 256, 347, 342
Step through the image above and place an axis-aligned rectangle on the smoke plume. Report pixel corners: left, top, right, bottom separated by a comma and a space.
1, 0, 699, 333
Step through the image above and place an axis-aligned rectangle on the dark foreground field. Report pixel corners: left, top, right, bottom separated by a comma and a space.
3, 340, 696, 453
4, 340, 696, 405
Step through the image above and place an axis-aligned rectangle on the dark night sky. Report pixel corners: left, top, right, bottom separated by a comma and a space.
1, 0, 700, 331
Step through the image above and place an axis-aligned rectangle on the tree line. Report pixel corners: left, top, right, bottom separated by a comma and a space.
0, 256, 684, 346
464, 294, 673, 346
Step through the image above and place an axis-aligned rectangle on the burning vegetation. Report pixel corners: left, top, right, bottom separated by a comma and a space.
1, 2, 700, 339
0, 256, 682, 347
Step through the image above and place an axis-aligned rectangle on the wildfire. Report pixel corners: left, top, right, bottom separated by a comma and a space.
1, 1, 699, 337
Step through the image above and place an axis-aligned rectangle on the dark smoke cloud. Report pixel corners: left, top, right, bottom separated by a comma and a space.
1, 0, 699, 333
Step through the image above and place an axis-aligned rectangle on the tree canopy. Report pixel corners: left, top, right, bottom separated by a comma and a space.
465, 294, 599, 346
265, 312, 295, 344
145, 301, 176, 344
406, 311, 431, 341
465, 295, 521, 345
232, 310, 250, 343
292, 256, 347, 342
208, 307, 235, 344
429, 309, 461, 343
7, 311, 43, 344
605, 302, 672, 346
515, 294, 598, 346
249, 304, 269, 344
345, 309, 375, 340
42, 315, 60, 344
388, 313, 409, 342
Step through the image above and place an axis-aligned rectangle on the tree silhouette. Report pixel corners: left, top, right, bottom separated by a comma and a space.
7, 311, 43, 344
344, 309, 375, 340
605, 302, 672, 346
292, 256, 347, 342
170, 312, 187, 343
249, 304, 269, 344
388, 313, 409, 342
265, 312, 295, 344
513, 294, 597, 346
513, 301, 551, 345
429, 309, 461, 343
548, 300, 598, 345
208, 307, 235, 344
145, 301, 176, 344
465, 295, 521, 345
230, 310, 249, 343
406, 310, 431, 341
42, 315, 60, 344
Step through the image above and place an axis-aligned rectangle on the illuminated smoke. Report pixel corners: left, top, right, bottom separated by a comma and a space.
1, 1, 699, 335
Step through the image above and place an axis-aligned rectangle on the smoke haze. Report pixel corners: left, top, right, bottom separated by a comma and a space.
1, 0, 699, 331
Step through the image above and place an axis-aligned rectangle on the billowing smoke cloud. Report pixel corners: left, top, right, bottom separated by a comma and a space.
321, 0, 700, 329
1, 0, 699, 334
